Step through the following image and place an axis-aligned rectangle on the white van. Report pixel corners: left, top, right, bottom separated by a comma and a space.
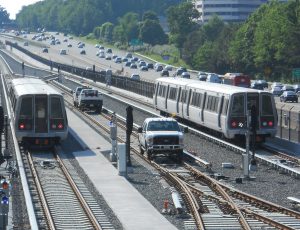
206, 73, 221, 83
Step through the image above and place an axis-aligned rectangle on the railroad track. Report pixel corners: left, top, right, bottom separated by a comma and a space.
24, 147, 114, 230
50, 79, 300, 230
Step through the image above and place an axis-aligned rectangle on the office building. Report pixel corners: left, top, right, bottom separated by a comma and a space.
191, 0, 287, 23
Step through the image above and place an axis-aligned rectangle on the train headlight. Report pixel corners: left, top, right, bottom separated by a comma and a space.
19, 123, 25, 130
268, 121, 273, 127
262, 121, 267, 127
58, 123, 63, 129
51, 124, 57, 129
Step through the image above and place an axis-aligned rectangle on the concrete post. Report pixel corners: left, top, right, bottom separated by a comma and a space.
118, 143, 127, 177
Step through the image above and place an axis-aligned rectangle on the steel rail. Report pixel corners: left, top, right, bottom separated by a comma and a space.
241, 208, 296, 230
185, 162, 300, 228
262, 144, 300, 164
151, 162, 205, 230
219, 183, 300, 219
54, 149, 103, 230
27, 152, 56, 230
184, 163, 252, 230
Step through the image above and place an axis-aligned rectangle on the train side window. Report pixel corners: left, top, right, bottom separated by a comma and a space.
168, 87, 177, 100
191, 92, 195, 106
20, 97, 33, 119
159, 85, 167, 97
50, 97, 63, 118
231, 94, 245, 116
214, 97, 219, 112
191, 92, 202, 107
206, 96, 211, 109
222, 99, 229, 115
261, 95, 273, 116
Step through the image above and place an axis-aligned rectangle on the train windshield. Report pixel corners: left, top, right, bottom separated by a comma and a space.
35, 96, 48, 133
20, 97, 33, 118
51, 97, 63, 118
261, 95, 273, 116
231, 94, 245, 116
247, 93, 259, 116
147, 121, 180, 132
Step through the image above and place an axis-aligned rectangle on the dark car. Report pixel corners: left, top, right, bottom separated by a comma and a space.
42, 48, 48, 53
132, 57, 139, 62
125, 61, 131, 67
294, 84, 300, 93
176, 67, 187, 76
147, 63, 154, 69
198, 72, 207, 81
155, 65, 163, 72
140, 66, 148, 71
280, 91, 298, 103
257, 80, 268, 88
122, 57, 128, 62
80, 49, 86, 55
130, 63, 137, 69
181, 72, 190, 79
282, 85, 295, 92
251, 82, 264, 90
160, 70, 169, 77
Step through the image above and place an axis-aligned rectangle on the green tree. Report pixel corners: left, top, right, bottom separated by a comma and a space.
192, 42, 215, 71
201, 15, 224, 41
113, 25, 126, 44
101, 22, 114, 42
0, 6, 10, 24
142, 11, 159, 22
166, 2, 200, 48
118, 12, 139, 44
140, 19, 167, 45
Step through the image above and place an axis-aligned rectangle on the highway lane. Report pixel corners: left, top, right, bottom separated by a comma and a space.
1, 32, 192, 82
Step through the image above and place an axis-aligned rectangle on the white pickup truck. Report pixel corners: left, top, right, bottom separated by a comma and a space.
73, 86, 103, 113
138, 117, 187, 162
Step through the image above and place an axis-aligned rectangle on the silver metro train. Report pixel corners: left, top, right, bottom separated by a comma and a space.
154, 77, 277, 142
9, 78, 68, 147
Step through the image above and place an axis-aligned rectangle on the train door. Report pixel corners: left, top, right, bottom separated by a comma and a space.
218, 96, 224, 129
154, 82, 159, 107
176, 87, 181, 114
165, 85, 170, 110
186, 89, 192, 117
35, 96, 48, 133
247, 93, 259, 129
181, 89, 188, 118
201, 92, 207, 122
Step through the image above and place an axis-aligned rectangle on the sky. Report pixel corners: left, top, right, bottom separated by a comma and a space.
0, 0, 41, 20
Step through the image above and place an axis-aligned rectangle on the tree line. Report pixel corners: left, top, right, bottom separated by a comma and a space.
15, 0, 179, 35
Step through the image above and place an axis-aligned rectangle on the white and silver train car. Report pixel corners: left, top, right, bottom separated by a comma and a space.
154, 77, 277, 141
9, 78, 68, 147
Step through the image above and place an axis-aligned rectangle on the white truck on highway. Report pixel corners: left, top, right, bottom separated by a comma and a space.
137, 117, 187, 162
73, 86, 103, 113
